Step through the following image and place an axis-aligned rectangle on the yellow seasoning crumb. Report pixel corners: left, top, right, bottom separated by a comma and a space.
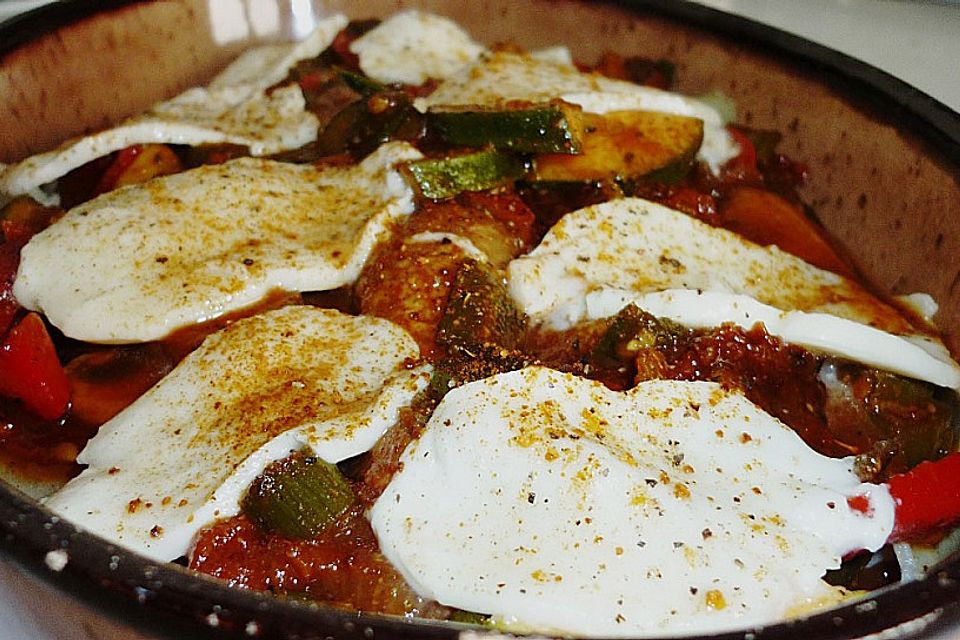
706, 589, 727, 610
673, 483, 691, 499
531, 569, 563, 583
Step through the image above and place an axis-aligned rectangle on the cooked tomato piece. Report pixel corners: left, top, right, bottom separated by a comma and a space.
0, 228, 22, 338
0, 313, 70, 421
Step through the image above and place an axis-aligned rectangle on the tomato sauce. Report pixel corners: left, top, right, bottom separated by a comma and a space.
190, 507, 450, 618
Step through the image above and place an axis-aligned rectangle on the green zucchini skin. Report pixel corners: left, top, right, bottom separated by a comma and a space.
436, 259, 527, 354
426, 101, 583, 154
316, 91, 422, 159
401, 150, 528, 200
241, 451, 356, 539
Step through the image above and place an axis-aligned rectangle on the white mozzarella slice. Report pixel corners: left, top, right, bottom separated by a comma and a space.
44, 305, 431, 562
370, 366, 894, 637
143, 83, 315, 155
0, 15, 349, 198
529, 45, 574, 66
415, 51, 597, 108
14, 142, 423, 343
350, 10, 485, 85
207, 14, 348, 90
507, 197, 960, 388
415, 51, 736, 172
896, 292, 939, 323
0, 85, 316, 198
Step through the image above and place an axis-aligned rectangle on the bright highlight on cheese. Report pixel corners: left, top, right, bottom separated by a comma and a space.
371, 366, 894, 637
507, 197, 960, 388
14, 141, 423, 343
0, 14, 348, 199
45, 306, 430, 562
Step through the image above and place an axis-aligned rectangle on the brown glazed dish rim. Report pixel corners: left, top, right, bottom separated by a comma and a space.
1, 1, 960, 639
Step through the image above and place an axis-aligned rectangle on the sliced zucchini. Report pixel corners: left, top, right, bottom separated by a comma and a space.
533, 110, 703, 181
432, 259, 532, 395
401, 150, 527, 200
436, 259, 527, 354
426, 101, 584, 154
824, 361, 960, 480
591, 304, 683, 367
335, 66, 388, 96
316, 91, 420, 159
448, 609, 492, 626
430, 348, 534, 401
241, 451, 356, 539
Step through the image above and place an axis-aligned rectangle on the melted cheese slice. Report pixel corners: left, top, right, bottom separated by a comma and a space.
0, 14, 348, 198
351, 10, 485, 85
207, 14, 348, 91
350, 10, 573, 84
45, 306, 431, 561
14, 141, 423, 343
370, 366, 894, 637
415, 50, 736, 172
507, 197, 960, 388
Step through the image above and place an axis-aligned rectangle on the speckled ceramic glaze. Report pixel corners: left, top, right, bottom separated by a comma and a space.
1, 1, 959, 638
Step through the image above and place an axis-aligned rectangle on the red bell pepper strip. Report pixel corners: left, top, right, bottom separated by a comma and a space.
0, 312, 70, 421
0, 239, 21, 338
885, 451, 960, 543
0, 218, 37, 337
723, 126, 761, 181
91, 145, 143, 197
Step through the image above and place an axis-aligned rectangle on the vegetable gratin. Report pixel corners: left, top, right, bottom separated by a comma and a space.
2, 10, 960, 637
